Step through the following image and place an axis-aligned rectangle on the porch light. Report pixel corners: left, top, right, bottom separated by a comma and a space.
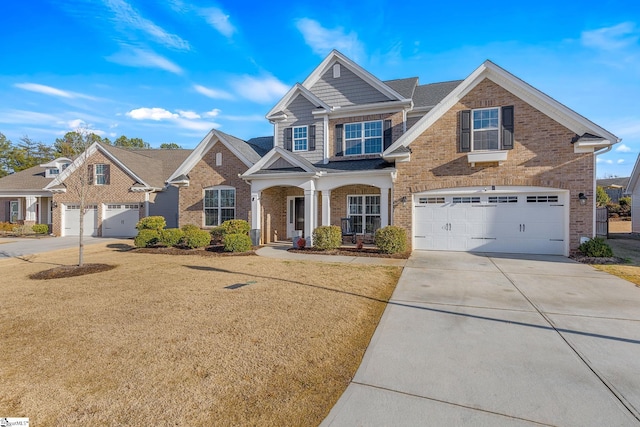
401, 196, 407, 207
52, 202, 58, 208
578, 193, 588, 206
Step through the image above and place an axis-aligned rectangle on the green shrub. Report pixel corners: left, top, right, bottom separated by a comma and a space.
159, 228, 184, 247
182, 227, 211, 249
136, 216, 166, 231
0, 222, 14, 232
134, 229, 160, 248
220, 219, 251, 235
578, 237, 614, 257
32, 224, 49, 234
223, 233, 253, 252
210, 226, 225, 244
313, 226, 342, 250
181, 224, 200, 233
375, 226, 407, 254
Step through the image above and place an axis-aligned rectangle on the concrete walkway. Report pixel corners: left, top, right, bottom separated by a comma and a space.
321, 251, 640, 426
256, 241, 407, 267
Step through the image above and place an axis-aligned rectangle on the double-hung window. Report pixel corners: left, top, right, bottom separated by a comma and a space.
95, 164, 108, 185
344, 121, 383, 155
348, 195, 381, 234
293, 126, 308, 151
204, 187, 235, 226
472, 108, 499, 150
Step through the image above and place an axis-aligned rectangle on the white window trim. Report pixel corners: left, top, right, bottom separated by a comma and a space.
203, 186, 236, 227
343, 120, 383, 156
95, 164, 107, 185
347, 194, 381, 234
293, 125, 308, 152
471, 107, 501, 151
9, 200, 20, 223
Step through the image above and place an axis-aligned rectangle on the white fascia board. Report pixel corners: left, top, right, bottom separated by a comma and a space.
40, 157, 73, 168
301, 50, 406, 101
167, 130, 215, 183
241, 147, 317, 177
44, 142, 99, 189
266, 84, 330, 120
315, 99, 413, 119
214, 131, 256, 168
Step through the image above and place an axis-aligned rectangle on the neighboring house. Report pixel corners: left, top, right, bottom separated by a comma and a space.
596, 177, 629, 203
628, 155, 640, 233
219, 50, 615, 256
0, 143, 190, 237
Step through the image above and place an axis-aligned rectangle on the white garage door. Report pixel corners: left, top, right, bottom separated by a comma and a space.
414, 190, 567, 255
64, 204, 98, 236
103, 204, 140, 237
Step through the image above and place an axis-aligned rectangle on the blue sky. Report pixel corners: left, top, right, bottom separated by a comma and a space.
0, 0, 638, 178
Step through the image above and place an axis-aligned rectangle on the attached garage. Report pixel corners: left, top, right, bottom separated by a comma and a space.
413, 187, 568, 255
102, 204, 140, 237
63, 204, 98, 236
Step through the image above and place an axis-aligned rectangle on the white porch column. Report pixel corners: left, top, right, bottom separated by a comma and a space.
380, 187, 390, 228
322, 190, 331, 226
304, 189, 316, 246
25, 196, 37, 222
251, 191, 262, 230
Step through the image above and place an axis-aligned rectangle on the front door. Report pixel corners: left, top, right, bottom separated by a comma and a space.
287, 196, 305, 238
9, 201, 19, 223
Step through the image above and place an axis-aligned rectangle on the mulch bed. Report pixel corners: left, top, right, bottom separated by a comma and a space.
133, 244, 256, 257
30, 263, 116, 280
570, 255, 627, 265
288, 247, 411, 259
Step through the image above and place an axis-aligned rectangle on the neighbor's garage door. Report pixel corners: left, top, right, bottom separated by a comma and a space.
103, 204, 140, 237
64, 204, 98, 236
414, 191, 566, 255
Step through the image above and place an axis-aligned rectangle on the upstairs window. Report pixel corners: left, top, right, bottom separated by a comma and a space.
293, 126, 308, 151
460, 106, 514, 153
473, 108, 499, 150
344, 121, 383, 155
95, 164, 108, 185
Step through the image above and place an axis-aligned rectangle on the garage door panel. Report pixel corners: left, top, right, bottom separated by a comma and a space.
64, 205, 98, 236
103, 204, 140, 237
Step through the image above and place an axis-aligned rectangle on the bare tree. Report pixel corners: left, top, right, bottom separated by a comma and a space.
74, 127, 94, 267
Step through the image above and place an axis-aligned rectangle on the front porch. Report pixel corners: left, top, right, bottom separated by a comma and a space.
0, 195, 53, 230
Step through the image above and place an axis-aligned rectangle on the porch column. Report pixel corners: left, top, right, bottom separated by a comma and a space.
251, 191, 261, 230
25, 196, 37, 222
322, 190, 331, 226
380, 187, 390, 227
304, 189, 316, 246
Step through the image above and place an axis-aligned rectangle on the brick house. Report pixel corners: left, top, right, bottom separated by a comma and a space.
627, 156, 640, 233
0, 143, 190, 236
230, 50, 617, 255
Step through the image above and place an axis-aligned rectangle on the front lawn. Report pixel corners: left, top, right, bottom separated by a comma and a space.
0, 241, 401, 426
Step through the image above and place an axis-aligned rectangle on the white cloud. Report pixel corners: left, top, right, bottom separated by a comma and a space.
107, 47, 183, 74
617, 159, 625, 164
200, 7, 235, 38
615, 143, 632, 152
127, 107, 179, 121
104, 0, 190, 50
231, 74, 289, 103
193, 84, 234, 100
295, 18, 365, 61
14, 83, 96, 100
204, 109, 221, 118
67, 119, 87, 129
174, 117, 219, 131
581, 22, 639, 51
177, 110, 201, 119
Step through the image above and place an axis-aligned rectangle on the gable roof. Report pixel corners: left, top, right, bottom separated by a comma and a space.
167, 129, 261, 183
384, 60, 620, 158
597, 177, 629, 189
384, 77, 419, 99
0, 165, 53, 192
412, 80, 464, 110
241, 147, 318, 178
266, 84, 331, 120
246, 136, 273, 156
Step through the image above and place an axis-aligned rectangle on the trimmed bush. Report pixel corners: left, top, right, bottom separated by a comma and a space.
159, 228, 184, 247
136, 216, 166, 231
32, 224, 49, 234
210, 226, 225, 244
224, 233, 253, 252
313, 226, 342, 250
375, 226, 407, 254
181, 224, 200, 233
0, 222, 14, 232
182, 227, 211, 249
134, 229, 160, 248
220, 219, 251, 236
578, 237, 614, 257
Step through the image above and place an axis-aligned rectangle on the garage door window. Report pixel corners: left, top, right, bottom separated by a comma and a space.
488, 196, 518, 203
204, 187, 235, 226
452, 196, 480, 204
348, 195, 380, 233
527, 195, 559, 203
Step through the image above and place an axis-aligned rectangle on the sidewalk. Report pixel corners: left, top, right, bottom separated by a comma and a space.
255, 241, 407, 267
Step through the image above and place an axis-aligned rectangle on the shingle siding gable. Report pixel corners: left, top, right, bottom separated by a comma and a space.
278, 94, 324, 164
310, 66, 392, 107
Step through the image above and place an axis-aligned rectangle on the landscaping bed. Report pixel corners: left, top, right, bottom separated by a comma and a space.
289, 246, 410, 259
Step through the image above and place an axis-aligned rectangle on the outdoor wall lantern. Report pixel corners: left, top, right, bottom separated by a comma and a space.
400, 196, 407, 207
578, 193, 588, 206
52, 202, 58, 208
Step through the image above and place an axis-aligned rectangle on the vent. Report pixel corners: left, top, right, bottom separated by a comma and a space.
333, 63, 341, 78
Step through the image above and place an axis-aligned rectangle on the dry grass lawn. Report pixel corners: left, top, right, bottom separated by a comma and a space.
0, 241, 401, 426
593, 234, 640, 287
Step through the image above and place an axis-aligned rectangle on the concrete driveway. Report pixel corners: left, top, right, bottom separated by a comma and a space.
322, 251, 640, 426
0, 236, 125, 258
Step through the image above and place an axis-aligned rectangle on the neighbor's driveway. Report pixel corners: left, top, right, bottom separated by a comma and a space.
322, 251, 640, 426
0, 236, 124, 258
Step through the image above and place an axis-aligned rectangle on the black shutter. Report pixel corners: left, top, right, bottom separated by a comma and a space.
502, 105, 514, 150
308, 125, 316, 151
104, 164, 111, 185
284, 127, 292, 151
383, 120, 393, 150
87, 164, 94, 185
460, 110, 471, 152
334, 124, 343, 157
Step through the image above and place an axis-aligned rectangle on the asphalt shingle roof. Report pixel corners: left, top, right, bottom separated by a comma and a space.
384, 77, 419, 99
215, 130, 262, 164
412, 80, 463, 109
247, 136, 274, 157
0, 165, 52, 191
597, 177, 630, 188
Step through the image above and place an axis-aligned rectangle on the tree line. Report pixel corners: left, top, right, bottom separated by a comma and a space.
0, 131, 181, 177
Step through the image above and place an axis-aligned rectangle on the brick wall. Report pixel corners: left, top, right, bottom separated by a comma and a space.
394, 78, 594, 252
51, 150, 146, 236
178, 143, 251, 228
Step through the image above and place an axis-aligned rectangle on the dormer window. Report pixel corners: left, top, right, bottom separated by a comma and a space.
50, 168, 60, 175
